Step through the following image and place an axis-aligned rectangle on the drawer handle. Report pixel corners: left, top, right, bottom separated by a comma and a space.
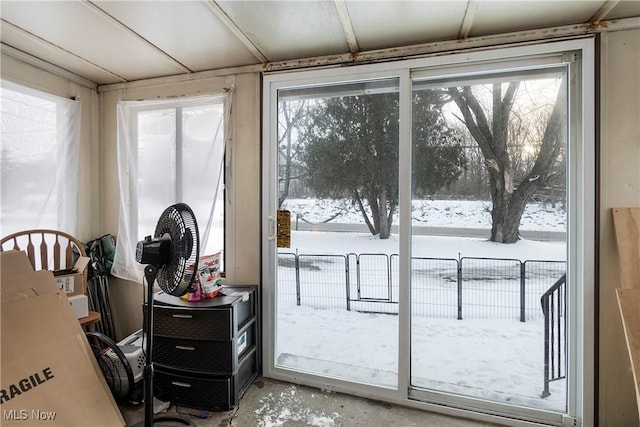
171, 314, 193, 319
175, 345, 195, 351
171, 382, 192, 388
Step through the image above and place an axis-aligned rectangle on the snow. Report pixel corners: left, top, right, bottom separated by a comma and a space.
254, 387, 342, 427
276, 306, 565, 411
282, 198, 567, 232
268, 198, 568, 420
288, 230, 566, 261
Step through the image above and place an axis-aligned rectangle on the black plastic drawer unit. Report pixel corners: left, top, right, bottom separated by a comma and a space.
149, 286, 259, 411
154, 348, 258, 412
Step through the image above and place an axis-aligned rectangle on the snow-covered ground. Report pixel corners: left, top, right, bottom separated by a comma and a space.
270, 198, 568, 419
282, 198, 567, 232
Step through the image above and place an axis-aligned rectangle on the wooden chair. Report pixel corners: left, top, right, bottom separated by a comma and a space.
1, 228, 87, 277
0, 229, 100, 327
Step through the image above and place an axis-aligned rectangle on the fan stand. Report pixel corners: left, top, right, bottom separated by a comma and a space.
132, 265, 195, 427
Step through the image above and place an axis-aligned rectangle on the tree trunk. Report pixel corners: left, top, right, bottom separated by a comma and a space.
354, 188, 394, 239
489, 185, 524, 243
278, 127, 293, 207
377, 188, 391, 239
353, 190, 376, 235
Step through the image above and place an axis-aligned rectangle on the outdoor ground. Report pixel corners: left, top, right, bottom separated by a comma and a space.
273, 198, 568, 413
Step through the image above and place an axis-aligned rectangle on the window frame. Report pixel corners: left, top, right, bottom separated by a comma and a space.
113, 94, 228, 283
0, 78, 81, 237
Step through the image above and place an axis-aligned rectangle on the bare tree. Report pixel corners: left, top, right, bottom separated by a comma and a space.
278, 100, 308, 206
447, 77, 566, 243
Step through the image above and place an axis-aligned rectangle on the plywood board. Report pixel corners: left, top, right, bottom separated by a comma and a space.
612, 208, 640, 290
616, 288, 640, 415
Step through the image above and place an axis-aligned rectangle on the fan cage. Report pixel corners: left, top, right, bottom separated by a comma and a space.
153, 203, 200, 297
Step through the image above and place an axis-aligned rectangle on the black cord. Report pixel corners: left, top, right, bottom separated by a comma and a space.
175, 406, 209, 419
230, 403, 240, 419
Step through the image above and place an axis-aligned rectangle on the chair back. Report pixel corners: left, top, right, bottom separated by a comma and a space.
1, 229, 87, 292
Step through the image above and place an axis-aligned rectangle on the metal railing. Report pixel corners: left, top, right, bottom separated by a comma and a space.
540, 273, 567, 398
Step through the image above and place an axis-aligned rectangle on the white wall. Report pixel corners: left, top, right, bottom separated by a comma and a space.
598, 28, 640, 426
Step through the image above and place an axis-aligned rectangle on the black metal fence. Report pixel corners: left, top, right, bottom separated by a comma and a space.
541, 273, 567, 398
277, 252, 567, 398
277, 252, 566, 322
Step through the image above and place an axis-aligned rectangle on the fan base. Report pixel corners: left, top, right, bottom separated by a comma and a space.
131, 415, 195, 427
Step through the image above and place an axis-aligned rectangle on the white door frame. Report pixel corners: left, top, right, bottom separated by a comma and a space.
261, 37, 595, 427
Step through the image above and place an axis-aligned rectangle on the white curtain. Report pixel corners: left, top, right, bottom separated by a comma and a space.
0, 79, 80, 236
111, 92, 231, 283
56, 90, 81, 234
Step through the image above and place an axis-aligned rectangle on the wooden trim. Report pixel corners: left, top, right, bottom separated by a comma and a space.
612, 208, 640, 290
616, 288, 640, 418
612, 208, 640, 420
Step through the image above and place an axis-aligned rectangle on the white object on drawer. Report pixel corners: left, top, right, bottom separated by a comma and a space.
238, 330, 248, 355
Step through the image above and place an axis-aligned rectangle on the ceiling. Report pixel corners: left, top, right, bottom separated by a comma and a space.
1, 1, 639, 86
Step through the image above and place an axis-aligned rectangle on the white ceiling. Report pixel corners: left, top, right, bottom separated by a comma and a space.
1, 1, 639, 86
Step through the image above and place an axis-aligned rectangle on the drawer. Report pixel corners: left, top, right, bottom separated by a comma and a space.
237, 320, 257, 360
154, 349, 258, 412
154, 369, 233, 412
152, 305, 233, 341
154, 320, 257, 374
232, 290, 256, 329
153, 336, 235, 374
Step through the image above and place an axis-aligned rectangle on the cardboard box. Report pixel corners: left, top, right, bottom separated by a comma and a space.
0, 250, 125, 427
68, 294, 89, 319
54, 256, 89, 296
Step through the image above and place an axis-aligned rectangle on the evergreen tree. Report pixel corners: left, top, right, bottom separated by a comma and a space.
301, 91, 465, 239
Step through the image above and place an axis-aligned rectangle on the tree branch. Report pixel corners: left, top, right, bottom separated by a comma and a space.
447, 87, 496, 160
353, 189, 375, 235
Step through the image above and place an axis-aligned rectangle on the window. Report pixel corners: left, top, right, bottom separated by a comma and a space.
263, 39, 594, 426
112, 95, 228, 283
0, 80, 80, 236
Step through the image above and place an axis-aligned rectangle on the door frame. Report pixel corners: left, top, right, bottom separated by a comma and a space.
261, 37, 595, 427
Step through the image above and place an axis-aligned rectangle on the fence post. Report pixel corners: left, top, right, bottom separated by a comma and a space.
345, 255, 351, 311
387, 254, 392, 303
295, 253, 301, 306
457, 257, 463, 320
356, 254, 361, 300
520, 261, 526, 322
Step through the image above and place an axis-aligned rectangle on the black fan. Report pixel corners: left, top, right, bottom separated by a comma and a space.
134, 203, 199, 427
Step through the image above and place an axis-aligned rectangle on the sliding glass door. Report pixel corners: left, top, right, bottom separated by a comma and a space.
262, 39, 594, 426
409, 67, 570, 419
272, 78, 401, 388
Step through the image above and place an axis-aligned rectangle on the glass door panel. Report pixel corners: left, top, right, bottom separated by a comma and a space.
275, 78, 401, 388
409, 69, 569, 413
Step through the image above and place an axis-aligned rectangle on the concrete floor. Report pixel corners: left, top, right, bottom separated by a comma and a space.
120, 377, 500, 427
